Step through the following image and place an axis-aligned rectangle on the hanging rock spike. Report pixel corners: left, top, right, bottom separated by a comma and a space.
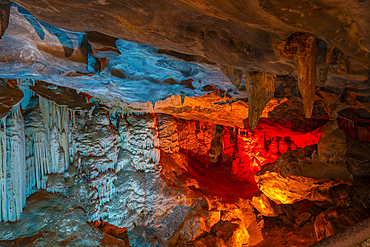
246, 71, 276, 130
220, 65, 243, 89
272, 33, 319, 118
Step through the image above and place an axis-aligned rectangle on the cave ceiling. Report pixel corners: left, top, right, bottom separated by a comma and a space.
0, 0, 369, 123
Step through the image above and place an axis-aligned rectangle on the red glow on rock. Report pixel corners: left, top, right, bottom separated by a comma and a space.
297, 199, 314, 214
184, 122, 321, 202
224, 126, 320, 183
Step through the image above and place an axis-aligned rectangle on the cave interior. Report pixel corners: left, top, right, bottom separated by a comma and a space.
0, 0, 370, 246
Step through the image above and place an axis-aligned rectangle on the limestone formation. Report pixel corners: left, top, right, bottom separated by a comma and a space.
272, 33, 319, 118
316, 43, 334, 84
0, 0, 11, 38
221, 66, 243, 89
246, 71, 276, 130
314, 208, 360, 241
318, 119, 347, 166
0, 79, 24, 119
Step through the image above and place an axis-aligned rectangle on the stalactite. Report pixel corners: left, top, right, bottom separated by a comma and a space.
272, 33, 319, 118
116, 113, 160, 172
0, 105, 26, 222
33, 132, 48, 189
246, 71, 276, 130
39, 97, 69, 174
92, 171, 117, 206
0, 117, 7, 222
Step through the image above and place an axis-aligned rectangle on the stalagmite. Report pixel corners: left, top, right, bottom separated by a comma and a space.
272, 33, 319, 118
0, 117, 7, 222
246, 71, 276, 130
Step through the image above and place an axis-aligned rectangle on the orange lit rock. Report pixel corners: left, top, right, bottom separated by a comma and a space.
177, 211, 221, 241
251, 193, 283, 217
314, 208, 360, 241
177, 119, 213, 157
255, 145, 351, 204
209, 125, 224, 163
90, 220, 130, 246
102, 92, 286, 129
295, 212, 312, 227
158, 114, 179, 154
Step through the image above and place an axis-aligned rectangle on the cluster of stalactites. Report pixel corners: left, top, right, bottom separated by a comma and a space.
25, 97, 70, 196
0, 105, 27, 222
116, 113, 160, 172
39, 97, 69, 174
222, 126, 321, 180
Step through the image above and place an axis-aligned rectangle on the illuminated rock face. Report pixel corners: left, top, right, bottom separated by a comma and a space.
0, 89, 369, 246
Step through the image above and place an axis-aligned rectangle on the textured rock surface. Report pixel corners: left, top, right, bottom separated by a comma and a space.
30, 80, 95, 110
255, 145, 351, 204
0, 79, 24, 119
251, 193, 283, 217
318, 119, 347, 165
10, 0, 370, 71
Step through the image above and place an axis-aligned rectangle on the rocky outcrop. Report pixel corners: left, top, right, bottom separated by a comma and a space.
30, 80, 95, 110
0, 79, 24, 119
318, 119, 347, 165
255, 115, 352, 205
0, 0, 11, 38
0, 0, 370, 246
220, 66, 243, 89
251, 193, 283, 217
11, 0, 370, 73
255, 145, 352, 204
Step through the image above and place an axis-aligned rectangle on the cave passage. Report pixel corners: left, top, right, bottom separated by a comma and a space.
181, 121, 321, 202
